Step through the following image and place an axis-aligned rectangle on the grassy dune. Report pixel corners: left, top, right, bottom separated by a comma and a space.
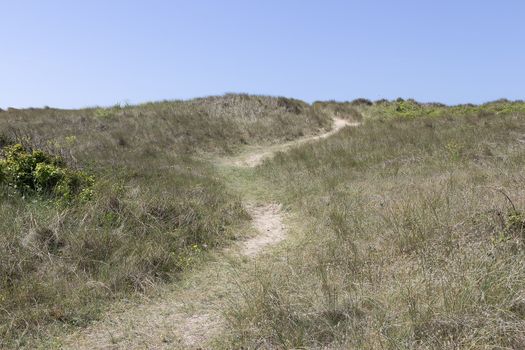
223, 101, 525, 349
0, 94, 330, 347
0, 94, 330, 160
3, 94, 525, 349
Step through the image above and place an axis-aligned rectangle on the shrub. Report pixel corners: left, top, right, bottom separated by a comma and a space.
0, 133, 13, 148
351, 98, 373, 106
0, 144, 93, 201
506, 210, 525, 239
277, 97, 305, 114
374, 98, 390, 105
94, 108, 114, 119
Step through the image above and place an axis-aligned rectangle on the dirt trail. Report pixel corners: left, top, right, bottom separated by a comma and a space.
224, 117, 358, 167
241, 203, 285, 257
61, 204, 285, 350
59, 117, 353, 349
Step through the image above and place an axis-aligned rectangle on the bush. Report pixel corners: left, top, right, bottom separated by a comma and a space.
276, 97, 305, 114
351, 98, 373, 106
374, 98, 390, 105
0, 133, 13, 148
505, 210, 525, 239
0, 144, 93, 201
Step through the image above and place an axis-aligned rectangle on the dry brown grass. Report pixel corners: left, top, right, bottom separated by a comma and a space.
0, 94, 330, 348
221, 107, 525, 349
3, 95, 525, 349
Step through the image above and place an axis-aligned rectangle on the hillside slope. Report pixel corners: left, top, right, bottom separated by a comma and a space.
2, 96, 525, 349
222, 101, 525, 349
0, 94, 331, 347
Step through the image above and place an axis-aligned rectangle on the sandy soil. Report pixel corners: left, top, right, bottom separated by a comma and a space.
225, 118, 359, 167
242, 203, 285, 257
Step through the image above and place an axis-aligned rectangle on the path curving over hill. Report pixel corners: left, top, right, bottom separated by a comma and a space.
221, 117, 359, 167
59, 117, 357, 349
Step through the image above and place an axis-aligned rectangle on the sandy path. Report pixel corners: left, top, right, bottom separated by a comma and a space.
224, 117, 359, 167
60, 204, 285, 350
58, 117, 353, 349
242, 203, 285, 257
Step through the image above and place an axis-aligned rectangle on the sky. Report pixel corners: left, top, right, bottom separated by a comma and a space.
1, 0, 524, 108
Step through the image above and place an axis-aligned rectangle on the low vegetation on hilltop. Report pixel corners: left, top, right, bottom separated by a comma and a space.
366, 98, 525, 120
312, 100, 365, 123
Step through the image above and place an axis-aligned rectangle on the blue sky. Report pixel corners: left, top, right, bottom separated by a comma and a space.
1, 0, 524, 108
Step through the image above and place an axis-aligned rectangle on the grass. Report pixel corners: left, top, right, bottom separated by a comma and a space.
364, 97, 525, 120
3, 94, 525, 349
221, 102, 525, 349
0, 94, 330, 347
1, 94, 330, 161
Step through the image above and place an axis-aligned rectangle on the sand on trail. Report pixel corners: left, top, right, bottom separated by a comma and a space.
60, 117, 356, 349
224, 117, 359, 167
61, 204, 286, 350
241, 203, 285, 257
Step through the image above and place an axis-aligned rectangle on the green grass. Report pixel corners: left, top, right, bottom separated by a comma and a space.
222, 104, 525, 349
0, 94, 330, 347
364, 98, 525, 120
